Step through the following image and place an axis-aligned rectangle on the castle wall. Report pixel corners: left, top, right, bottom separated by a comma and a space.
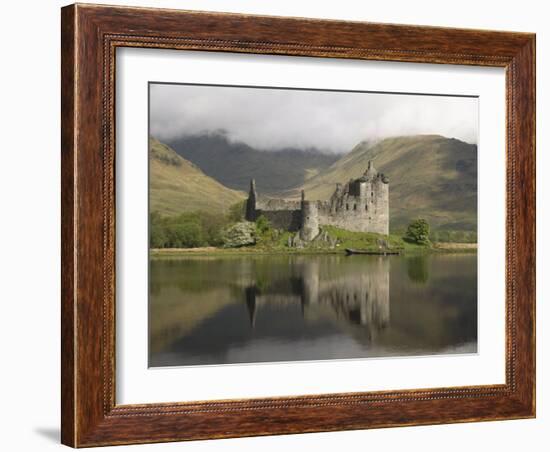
244, 161, 389, 238
255, 198, 303, 231
256, 209, 302, 232
257, 199, 301, 211
316, 180, 389, 235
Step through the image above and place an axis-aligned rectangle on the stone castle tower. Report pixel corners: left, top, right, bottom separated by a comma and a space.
300, 190, 319, 241
246, 178, 257, 221
246, 161, 389, 239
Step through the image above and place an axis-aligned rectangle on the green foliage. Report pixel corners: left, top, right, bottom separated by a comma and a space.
149, 212, 168, 248
255, 215, 271, 234
150, 210, 234, 249
197, 211, 228, 246
228, 200, 246, 223
150, 212, 206, 248
167, 222, 204, 248
150, 208, 278, 249
404, 219, 431, 246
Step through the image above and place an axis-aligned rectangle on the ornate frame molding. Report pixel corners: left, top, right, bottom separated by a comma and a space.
61, 4, 535, 447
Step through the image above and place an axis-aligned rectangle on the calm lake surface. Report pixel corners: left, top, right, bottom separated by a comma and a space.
149, 253, 477, 367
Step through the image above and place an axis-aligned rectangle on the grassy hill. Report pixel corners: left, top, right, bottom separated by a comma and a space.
167, 133, 341, 195
149, 138, 245, 216
152, 134, 478, 232
292, 135, 477, 231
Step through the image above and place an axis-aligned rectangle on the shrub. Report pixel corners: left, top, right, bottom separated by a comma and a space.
404, 218, 431, 245
150, 225, 168, 248
196, 211, 227, 246
150, 210, 227, 248
228, 200, 246, 223
166, 222, 205, 248
222, 222, 256, 248
150, 212, 168, 248
255, 215, 271, 234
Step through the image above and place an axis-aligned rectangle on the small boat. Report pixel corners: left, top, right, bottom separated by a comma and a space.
345, 248, 400, 256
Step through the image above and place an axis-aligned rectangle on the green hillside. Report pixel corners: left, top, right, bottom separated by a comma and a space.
168, 133, 341, 194
149, 138, 245, 216
293, 135, 477, 231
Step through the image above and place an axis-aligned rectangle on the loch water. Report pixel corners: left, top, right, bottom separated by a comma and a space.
149, 253, 477, 367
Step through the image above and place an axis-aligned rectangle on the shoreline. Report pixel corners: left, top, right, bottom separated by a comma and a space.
150, 242, 477, 257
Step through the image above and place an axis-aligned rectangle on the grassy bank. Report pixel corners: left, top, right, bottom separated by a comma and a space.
150, 245, 477, 257
150, 225, 477, 257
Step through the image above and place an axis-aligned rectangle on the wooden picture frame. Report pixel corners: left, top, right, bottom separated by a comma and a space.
61, 3, 535, 447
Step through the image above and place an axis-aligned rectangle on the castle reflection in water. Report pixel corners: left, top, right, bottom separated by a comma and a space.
244, 257, 390, 342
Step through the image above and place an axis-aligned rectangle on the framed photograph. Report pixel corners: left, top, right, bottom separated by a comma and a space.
61, 3, 535, 447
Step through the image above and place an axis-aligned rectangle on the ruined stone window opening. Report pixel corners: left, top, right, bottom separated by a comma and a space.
346, 203, 349, 210
353, 203, 357, 210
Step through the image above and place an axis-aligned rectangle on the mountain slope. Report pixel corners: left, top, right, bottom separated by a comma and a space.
149, 138, 245, 216
294, 135, 477, 231
167, 133, 341, 194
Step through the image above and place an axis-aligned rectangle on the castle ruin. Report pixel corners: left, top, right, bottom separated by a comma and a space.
245, 161, 389, 240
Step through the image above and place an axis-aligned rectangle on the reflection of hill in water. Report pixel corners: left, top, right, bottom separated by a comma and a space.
149, 254, 477, 366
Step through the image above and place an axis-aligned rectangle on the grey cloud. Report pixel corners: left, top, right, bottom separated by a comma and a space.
150, 83, 478, 153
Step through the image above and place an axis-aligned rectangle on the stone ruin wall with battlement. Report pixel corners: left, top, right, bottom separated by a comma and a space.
245, 161, 389, 240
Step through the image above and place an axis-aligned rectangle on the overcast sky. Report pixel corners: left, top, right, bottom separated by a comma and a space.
150, 83, 478, 153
